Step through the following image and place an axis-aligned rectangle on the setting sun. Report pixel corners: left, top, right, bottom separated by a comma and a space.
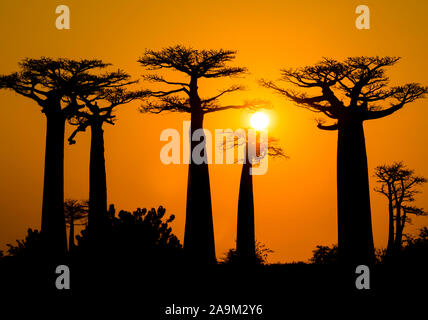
250, 112, 269, 130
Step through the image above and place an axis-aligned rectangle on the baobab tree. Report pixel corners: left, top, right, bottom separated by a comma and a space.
68, 72, 147, 242
262, 57, 427, 266
224, 129, 284, 265
0, 58, 110, 256
64, 199, 88, 252
139, 45, 261, 264
374, 162, 426, 257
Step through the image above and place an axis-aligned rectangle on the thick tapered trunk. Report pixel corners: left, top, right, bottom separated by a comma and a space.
337, 118, 375, 266
394, 213, 404, 251
41, 108, 67, 256
236, 157, 256, 264
88, 121, 108, 242
68, 216, 75, 253
184, 109, 216, 264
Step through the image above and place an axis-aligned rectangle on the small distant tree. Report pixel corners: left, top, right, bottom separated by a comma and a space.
374, 162, 426, 256
64, 199, 88, 252
139, 45, 263, 264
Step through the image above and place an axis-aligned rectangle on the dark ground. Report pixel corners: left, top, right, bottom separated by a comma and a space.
1, 256, 426, 318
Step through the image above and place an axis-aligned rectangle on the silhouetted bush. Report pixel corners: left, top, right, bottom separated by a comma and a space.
310, 229, 428, 266
75, 205, 183, 264
399, 227, 428, 265
5, 228, 43, 259
310, 245, 338, 265
221, 241, 273, 265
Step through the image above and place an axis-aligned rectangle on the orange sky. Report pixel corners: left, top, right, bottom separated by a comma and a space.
0, 0, 427, 263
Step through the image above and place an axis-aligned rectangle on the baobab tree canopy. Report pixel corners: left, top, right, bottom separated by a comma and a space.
138, 45, 263, 114
68, 71, 149, 145
0, 58, 111, 112
139, 46, 246, 76
262, 56, 427, 130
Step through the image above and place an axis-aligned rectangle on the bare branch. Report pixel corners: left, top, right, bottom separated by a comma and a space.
364, 83, 427, 120
68, 119, 90, 145
315, 118, 338, 130
142, 74, 190, 87
149, 87, 188, 97
201, 85, 244, 103
202, 99, 269, 114
139, 95, 190, 114
260, 79, 339, 118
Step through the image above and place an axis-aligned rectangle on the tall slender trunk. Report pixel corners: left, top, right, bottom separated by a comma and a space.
184, 78, 216, 264
236, 150, 256, 264
88, 121, 108, 242
68, 215, 75, 253
337, 118, 375, 266
394, 209, 404, 250
386, 187, 395, 257
41, 105, 67, 256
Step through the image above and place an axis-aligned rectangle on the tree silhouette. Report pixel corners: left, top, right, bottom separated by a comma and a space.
6, 228, 42, 258
262, 57, 427, 266
223, 129, 284, 264
64, 199, 88, 252
0, 58, 110, 256
374, 162, 426, 256
138, 45, 262, 264
67, 70, 147, 243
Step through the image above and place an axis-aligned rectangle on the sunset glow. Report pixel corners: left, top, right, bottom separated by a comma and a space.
0, 0, 427, 266
250, 112, 269, 131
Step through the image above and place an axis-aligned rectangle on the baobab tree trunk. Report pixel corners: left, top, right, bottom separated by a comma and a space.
184, 108, 216, 264
68, 215, 75, 253
236, 157, 256, 265
41, 107, 67, 256
337, 118, 375, 266
394, 210, 404, 251
386, 193, 395, 258
88, 121, 108, 242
